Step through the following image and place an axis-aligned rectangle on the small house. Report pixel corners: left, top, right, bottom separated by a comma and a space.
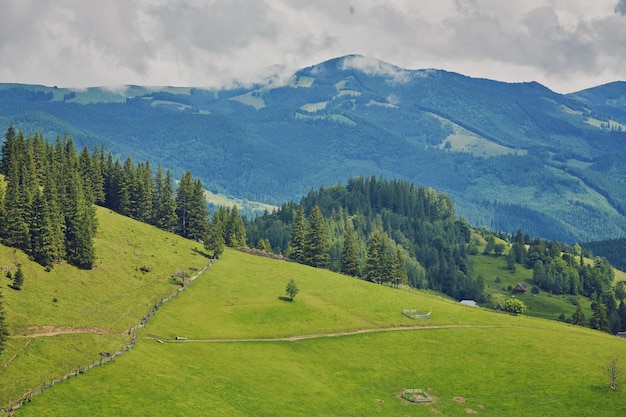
512, 283, 527, 294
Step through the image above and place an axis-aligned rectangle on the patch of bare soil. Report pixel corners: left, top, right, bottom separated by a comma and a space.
465, 408, 477, 414
453, 396, 466, 403
12, 326, 112, 338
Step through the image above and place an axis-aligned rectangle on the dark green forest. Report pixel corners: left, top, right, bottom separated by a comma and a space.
246, 177, 483, 300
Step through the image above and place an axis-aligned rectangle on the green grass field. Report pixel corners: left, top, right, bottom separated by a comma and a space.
0, 206, 209, 407
11, 249, 626, 416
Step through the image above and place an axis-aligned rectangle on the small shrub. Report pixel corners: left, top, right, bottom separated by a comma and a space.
52, 297, 58, 303
495, 277, 501, 284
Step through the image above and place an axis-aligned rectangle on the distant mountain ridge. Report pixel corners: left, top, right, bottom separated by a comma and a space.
1, 55, 625, 242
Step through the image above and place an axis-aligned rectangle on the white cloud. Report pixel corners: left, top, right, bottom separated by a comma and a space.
340, 55, 412, 84
0, 0, 624, 92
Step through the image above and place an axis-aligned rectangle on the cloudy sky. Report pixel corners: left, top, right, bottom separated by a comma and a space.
1, 0, 625, 93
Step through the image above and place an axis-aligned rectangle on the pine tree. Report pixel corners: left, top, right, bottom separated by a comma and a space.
2, 135, 30, 250
0, 290, 9, 354
288, 206, 307, 263
590, 297, 611, 333
390, 246, 408, 288
12, 265, 24, 290
304, 206, 330, 268
571, 303, 586, 326
187, 179, 209, 241
176, 171, 193, 238
204, 223, 225, 259
365, 229, 387, 283
63, 169, 95, 269
226, 205, 247, 247
340, 221, 359, 277
153, 167, 178, 232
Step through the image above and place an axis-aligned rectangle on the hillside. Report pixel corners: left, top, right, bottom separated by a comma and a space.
1, 56, 626, 242
0, 206, 210, 409
11, 249, 626, 416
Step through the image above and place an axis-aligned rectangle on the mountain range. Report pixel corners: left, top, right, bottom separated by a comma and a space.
1, 55, 625, 242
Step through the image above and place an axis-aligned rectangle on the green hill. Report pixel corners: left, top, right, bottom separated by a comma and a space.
0, 206, 210, 408
7, 248, 626, 416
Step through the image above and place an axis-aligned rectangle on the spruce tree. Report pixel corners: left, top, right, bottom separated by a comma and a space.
187, 178, 209, 241
153, 167, 178, 232
0, 290, 9, 354
226, 205, 247, 247
204, 223, 225, 259
571, 303, 585, 326
590, 297, 611, 333
365, 230, 387, 283
175, 171, 194, 238
304, 206, 330, 268
340, 221, 359, 277
288, 206, 307, 263
12, 266, 24, 290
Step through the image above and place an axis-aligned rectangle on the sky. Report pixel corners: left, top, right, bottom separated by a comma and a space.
0, 0, 625, 94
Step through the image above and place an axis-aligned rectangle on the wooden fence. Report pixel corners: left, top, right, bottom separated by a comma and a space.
1, 260, 214, 415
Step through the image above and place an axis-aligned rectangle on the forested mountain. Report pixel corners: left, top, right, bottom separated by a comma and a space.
1, 55, 626, 241
246, 177, 482, 301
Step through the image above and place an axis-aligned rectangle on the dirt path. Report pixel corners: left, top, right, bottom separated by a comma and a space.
11, 326, 114, 338
158, 324, 504, 343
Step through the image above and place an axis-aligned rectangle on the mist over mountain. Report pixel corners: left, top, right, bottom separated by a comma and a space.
1, 55, 625, 242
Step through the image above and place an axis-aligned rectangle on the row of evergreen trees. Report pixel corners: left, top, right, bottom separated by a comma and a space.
0, 127, 97, 268
0, 126, 222, 269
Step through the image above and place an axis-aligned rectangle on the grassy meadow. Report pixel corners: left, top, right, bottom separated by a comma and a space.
0, 206, 210, 408
12, 249, 626, 416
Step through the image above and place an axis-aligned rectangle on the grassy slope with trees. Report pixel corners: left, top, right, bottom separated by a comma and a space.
13, 249, 626, 417
0, 207, 209, 408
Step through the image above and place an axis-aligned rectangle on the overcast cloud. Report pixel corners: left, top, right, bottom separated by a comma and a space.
0, 0, 624, 93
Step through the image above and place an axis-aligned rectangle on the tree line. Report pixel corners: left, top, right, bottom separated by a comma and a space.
0, 126, 247, 272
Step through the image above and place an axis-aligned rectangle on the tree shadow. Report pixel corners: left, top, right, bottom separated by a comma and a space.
192, 247, 211, 259
278, 296, 293, 302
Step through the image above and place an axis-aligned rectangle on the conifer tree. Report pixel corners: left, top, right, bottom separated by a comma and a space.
226, 205, 247, 247
0, 125, 17, 176
187, 178, 209, 241
176, 171, 193, 238
304, 206, 330, 268
12, 265, 24, 290
2, 138, 30, 250
365, 229, 387, 283
390, 246, 408, 288
288, 206, 307, 263
63, 168, 96, 269
590, 297, 611, 333
204, 223, 225, 259
153, 166, 177, 232
340, 220, 359, 277
0, 290, 9, 354
133, 161, 154, 223
571, 303, 586, 326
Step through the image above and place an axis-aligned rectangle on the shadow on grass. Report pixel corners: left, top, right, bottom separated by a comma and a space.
278, 296, 293, 302
192, 247, 211, 258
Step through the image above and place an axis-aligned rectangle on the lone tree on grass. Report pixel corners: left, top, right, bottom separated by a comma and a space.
286, 279, 299, 301
11, 266, 24, 290
502, 298, 526, 315
607, 357, 623, 391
